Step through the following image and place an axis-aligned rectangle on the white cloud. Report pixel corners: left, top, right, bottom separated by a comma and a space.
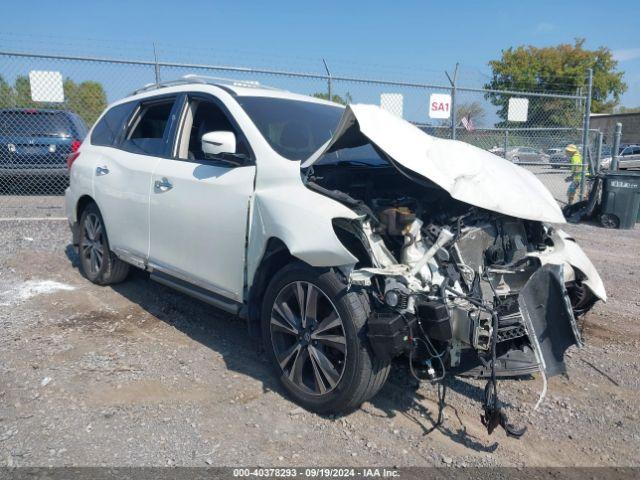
613, 48, 640, 62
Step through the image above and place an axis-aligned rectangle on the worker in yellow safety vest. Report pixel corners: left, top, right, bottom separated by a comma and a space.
565, 144, 584, 205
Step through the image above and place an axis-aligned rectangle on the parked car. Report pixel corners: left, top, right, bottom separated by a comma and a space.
65, 77, 605, 425
487, 146, 505, 156
505, 146, 550, 164
546, 148, 568, 168
0, 108, 87, 181
600, 144, 640, 170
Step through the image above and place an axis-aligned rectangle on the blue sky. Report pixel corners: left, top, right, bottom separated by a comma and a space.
1, 0, 639, 107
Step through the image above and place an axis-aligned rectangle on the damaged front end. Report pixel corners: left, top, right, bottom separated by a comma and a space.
345, 212, 590, 380
303, 104, 606, 436
341, 206, 599, 437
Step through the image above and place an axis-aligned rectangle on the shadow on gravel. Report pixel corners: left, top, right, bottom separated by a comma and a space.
65, 244, 499, 454
367, 370, 499, 452
114, 269, 282, 389
65, 244, 281, 396
66, 245, 80, 268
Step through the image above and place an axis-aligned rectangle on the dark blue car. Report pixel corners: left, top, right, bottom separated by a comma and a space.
0, 108, 88, 181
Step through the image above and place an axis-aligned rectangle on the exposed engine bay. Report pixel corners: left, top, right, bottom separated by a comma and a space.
305, 160, 603, 437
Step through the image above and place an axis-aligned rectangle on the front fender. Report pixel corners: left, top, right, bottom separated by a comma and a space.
246, 182, 359, 287
529, 227, 607, 302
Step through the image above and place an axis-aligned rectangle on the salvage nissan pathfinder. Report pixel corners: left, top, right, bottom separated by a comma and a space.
65, 76, 605, 434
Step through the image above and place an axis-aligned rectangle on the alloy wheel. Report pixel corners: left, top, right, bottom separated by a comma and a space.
270, 281, 347, 396
81, 212, 105, 275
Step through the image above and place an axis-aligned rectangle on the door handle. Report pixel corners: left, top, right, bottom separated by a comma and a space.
154, 177, 173, 192
95, 165, 109, 176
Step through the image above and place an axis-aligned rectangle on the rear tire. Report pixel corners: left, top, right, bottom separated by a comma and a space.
261, 262, 389, 413
78, 203, 129, 285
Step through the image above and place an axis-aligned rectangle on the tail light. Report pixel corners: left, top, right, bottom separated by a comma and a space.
66, 140, 82, 169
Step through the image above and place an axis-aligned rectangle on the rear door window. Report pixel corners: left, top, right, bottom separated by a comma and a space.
121, 98, 177, 156
91, 102, 136, 146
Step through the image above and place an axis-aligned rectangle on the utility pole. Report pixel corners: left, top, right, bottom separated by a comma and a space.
579, 68, 593, 200
445, 63, 459, 140
503, 129, 509, 160
611, 123, 622, 171
153, 43, 161, 86
595, 130, 603, 171
323, 59, 332, 102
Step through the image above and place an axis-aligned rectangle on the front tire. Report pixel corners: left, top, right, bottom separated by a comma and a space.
261, 262, 389, 413
78, 203, 130, 285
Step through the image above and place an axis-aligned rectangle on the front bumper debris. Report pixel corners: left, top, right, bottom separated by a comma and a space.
519, 263, 582, 376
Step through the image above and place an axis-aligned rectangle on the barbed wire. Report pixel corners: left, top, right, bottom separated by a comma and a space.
0, 31, 590, 95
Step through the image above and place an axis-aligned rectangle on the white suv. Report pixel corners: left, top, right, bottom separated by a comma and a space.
65, 76, 606, 421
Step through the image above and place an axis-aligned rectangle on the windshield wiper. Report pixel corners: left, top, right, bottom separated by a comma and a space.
333, 160, 385, 167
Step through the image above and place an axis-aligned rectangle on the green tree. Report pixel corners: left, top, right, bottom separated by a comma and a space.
64, 79, 108, 126
13, 75, 37, 108
0, 76, 14, 108
312, 91, 353, 105
456, 101, 486, 127
485, 39, 627, 126
5, 75, 107, 127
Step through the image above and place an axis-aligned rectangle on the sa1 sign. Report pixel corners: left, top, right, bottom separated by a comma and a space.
429, 93, 451, 119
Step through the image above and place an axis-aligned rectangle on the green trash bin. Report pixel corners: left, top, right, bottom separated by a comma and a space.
599, 171, 640, 229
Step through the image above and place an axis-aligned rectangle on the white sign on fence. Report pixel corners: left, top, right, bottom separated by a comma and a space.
380, 93, 403, 118
507, 97, 529, 122
29, 70, 64, 103
429, 93, 451, 119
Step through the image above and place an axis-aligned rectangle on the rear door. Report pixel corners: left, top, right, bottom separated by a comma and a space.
148, 93, 256, 302
93, 95, 180, 262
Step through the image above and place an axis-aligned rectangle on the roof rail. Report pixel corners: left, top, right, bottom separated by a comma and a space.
129, 74, 281, 96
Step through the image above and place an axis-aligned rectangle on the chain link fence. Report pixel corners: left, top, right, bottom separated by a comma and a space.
0, 49, 598, 218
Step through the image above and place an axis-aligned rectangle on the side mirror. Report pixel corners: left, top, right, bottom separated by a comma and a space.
201, 131, 236, 156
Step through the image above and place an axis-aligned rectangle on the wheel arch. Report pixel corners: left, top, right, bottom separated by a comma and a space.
246, 237, 296, 338
71, 195, 98, 246
76, 195, 96, 222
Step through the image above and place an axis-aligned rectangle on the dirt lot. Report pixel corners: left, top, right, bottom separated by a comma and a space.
1, 213, 639, 467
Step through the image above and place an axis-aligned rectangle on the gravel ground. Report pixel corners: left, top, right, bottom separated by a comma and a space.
0, 212, 639, 468
0, 195, 65, 219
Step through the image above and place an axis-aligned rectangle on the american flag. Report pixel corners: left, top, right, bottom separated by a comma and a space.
461, 115, 474, 132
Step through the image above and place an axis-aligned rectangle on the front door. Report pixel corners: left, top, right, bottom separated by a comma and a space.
148, 95, 256, 302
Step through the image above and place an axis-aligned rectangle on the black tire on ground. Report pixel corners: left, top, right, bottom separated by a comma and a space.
78, 202, 130, 285
599, 213, 620, 229
261, 261, 390, 413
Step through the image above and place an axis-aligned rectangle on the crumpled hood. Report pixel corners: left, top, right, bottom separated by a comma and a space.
303, 104, 566, 224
